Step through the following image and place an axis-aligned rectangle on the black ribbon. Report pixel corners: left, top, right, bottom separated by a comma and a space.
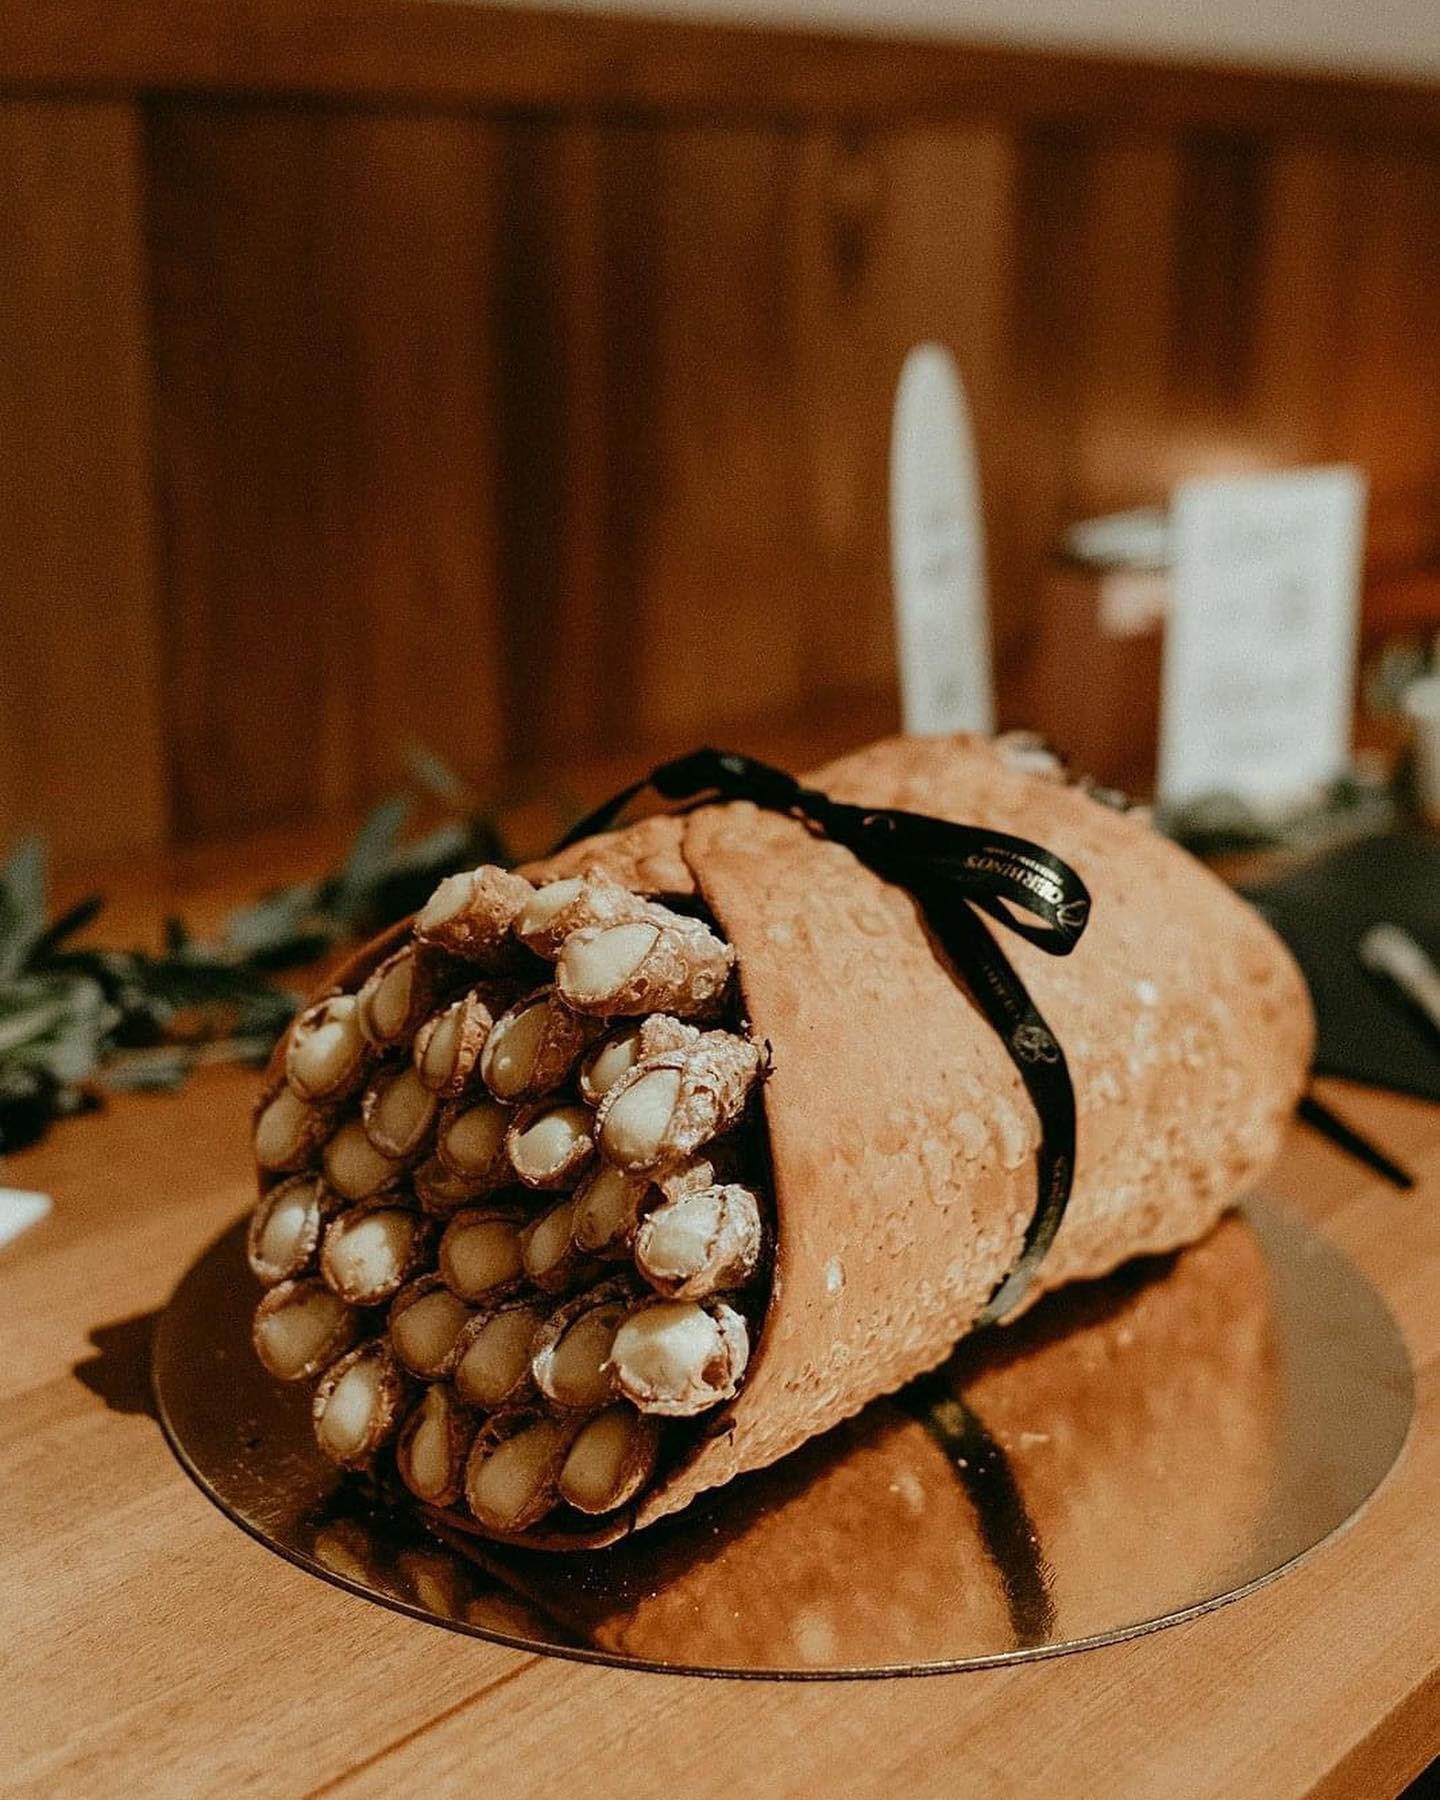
558, 748, 1092, 1324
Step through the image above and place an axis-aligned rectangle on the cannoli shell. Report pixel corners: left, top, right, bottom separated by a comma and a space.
292, 735, 1311, 1546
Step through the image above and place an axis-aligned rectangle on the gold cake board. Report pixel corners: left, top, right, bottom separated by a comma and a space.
152, 1198, 1412, 1679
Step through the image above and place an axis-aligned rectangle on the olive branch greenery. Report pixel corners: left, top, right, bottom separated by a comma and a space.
0, 750, 509, 1156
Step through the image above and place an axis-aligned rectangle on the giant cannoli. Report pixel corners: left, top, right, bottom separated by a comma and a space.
246, 734, 1311, 1548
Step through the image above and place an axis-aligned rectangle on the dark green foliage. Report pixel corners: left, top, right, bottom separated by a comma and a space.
0, 753, 508, 1155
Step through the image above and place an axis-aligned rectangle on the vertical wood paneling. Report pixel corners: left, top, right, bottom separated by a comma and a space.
340, 116, 506, 802
0, 100, 167, 861
586, 125, 669, 757
1072, 136, 1183, 511
1250, 143, 1348, 463
149, 103, 507, 838
8, 56, 1440, 859
1252, 143, 1440, 569
491, 117, 581, 774
790, 124, 893, 699
1327, 147, 1440, 569
1005, 126, 1094, 708
1169, 132, 1267, 437
489, 119, 665, 773
494, 119, 608, 768
149, 104, 360, 838
638, 124, 812, 742
617, 119, 1020, 744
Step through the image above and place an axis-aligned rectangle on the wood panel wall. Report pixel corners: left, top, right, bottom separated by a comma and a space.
3, 2, 1440, 858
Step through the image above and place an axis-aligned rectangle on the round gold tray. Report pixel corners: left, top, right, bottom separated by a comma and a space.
153, 1198, 1412, 1678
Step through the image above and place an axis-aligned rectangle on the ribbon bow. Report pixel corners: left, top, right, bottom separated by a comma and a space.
558, 748, 1092, 1324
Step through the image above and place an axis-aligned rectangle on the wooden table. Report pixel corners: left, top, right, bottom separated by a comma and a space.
2, 846, 1437, 1799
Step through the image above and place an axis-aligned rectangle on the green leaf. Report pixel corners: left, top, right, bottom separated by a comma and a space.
0, 745, 509, 1157
403, 743, 476, 812
99, 1046, 193, 1092
0, 970, 115, 1080
29, 891, 105, 961
0, 837, 47, 981
330, 795, 412, 925
219, 882, 322, 960
387, 819, 472, 874
0, 989, 71, 1062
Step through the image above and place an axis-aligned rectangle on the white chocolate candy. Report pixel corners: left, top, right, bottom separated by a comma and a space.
417, 1003, 466, 1091
415, 866, 533, 961
515, 876, 584, 941
254, 1086, 328, 1173
286, 994, 370, 1103
417, 872, 478, 935
316, 1352, 386, 1460
506, 1104, 594, 1190
465, 1417, 577, 1533
312, 1342, 406, 1469
363, 1065, 438, 1160
559, 922, 658, 1004
530, 1281, 635, 1410
321, 1205, 424, 1306
439, 1211, 524, 1302
597, 1068, 681, 1167
397, 1384, 473, 1506
594, 1030, 761, 1174
580, 1016, 702, 1106
480, 993, 598, 1104
542, 1308, 619, 1408
257, 1186, 314, 1271
323, 1119, 403, 1201
579, 1025, 645, 1104
558, 1407, 659, 1515
357, 947, 422, 1045
253, 1280, 358, 1382
519, 1198, 581, 1290
610, 1299, 750, 1418
389, 1279, 474, 1378
403, 1392, 456, 1500
413, 984, 508, 1099
633, 1183, 764, 1300
453, 1303, 545, 1409
556, 910, 733, 1019
436, 1100, 510, 1183
481, 1000, 551, 1099
571, 1164, 649, 1257
247, 1174, 327, 1284
513, 872, 651, 959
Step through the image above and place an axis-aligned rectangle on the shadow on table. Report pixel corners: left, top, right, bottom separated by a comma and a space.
73, 1309, 161, 1418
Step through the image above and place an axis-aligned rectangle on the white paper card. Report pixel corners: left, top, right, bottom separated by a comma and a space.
1158, 467, 1366, 806
889, 344, 994, 735
0, 1188, 52, 1251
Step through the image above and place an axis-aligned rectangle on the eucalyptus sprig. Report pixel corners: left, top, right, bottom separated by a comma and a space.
0, 750, 509, 1156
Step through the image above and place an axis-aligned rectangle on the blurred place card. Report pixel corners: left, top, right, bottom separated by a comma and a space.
0, 1188, 51, 1250
1158, 467, 1366, 806
889, 344, 994, 735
